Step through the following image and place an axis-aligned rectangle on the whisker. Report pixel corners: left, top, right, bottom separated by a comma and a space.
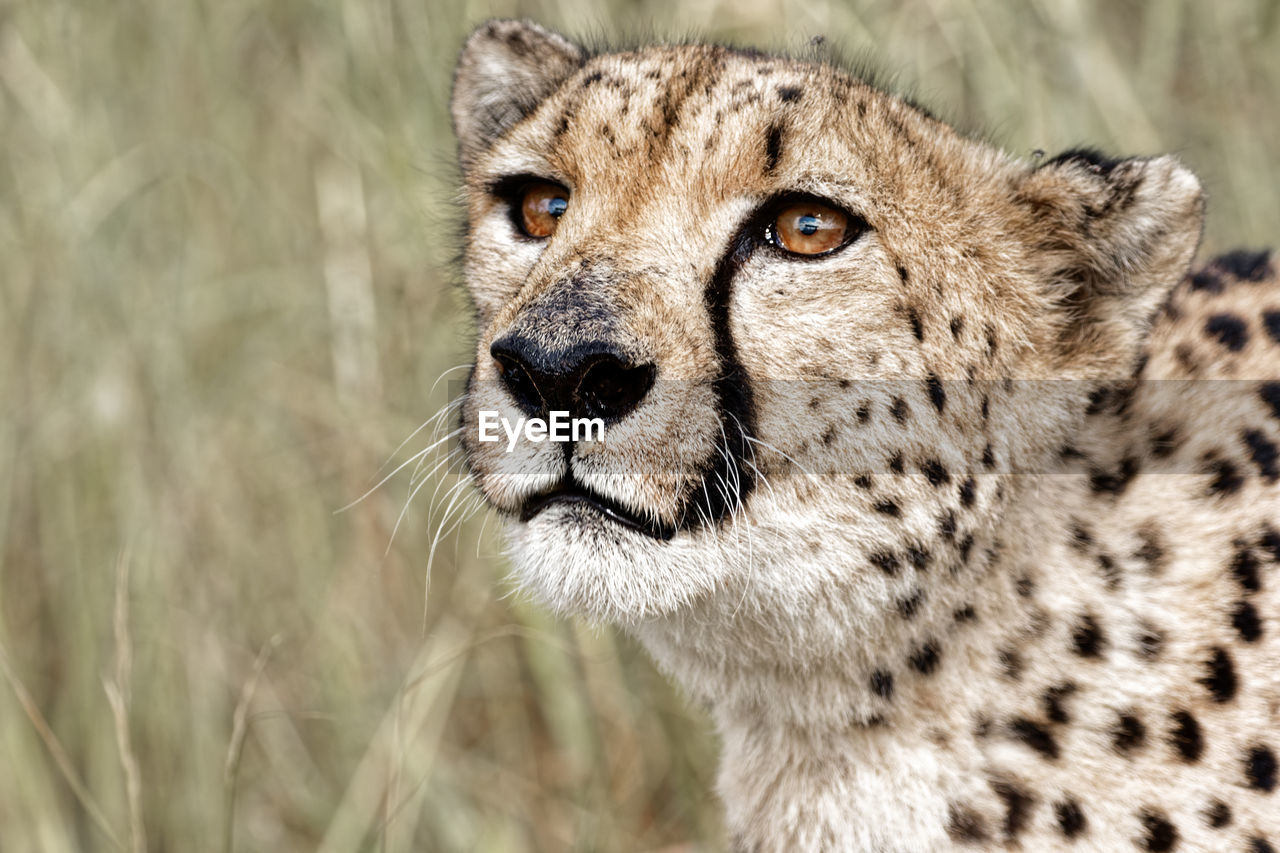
743, 434, 815, 478
338, 427, 463, 513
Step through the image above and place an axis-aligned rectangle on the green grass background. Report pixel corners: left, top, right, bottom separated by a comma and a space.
0, 0, 1276, 850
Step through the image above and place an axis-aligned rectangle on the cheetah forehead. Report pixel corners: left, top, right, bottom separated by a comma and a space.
469, 40, 985, 204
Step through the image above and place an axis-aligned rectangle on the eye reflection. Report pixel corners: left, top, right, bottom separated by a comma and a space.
771, 202, 850, 255
519, 182, 570, 238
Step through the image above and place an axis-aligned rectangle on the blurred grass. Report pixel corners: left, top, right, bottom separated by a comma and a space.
0, 0, 1275, 850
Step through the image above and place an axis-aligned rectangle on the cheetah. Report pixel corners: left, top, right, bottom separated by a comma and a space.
449, 20, 1280, 852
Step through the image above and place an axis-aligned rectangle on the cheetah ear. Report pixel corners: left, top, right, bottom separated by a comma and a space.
1017, 150, 1204, 374
451, 20, 586, 172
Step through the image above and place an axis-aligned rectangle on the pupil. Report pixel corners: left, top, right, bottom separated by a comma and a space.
798, 215, 819, 235
548, 197, 567, 217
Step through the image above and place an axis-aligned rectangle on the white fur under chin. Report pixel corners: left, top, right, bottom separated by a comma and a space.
505, 508, 735, 624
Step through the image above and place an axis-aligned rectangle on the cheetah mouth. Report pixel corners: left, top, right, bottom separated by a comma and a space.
520, 478, 676, 541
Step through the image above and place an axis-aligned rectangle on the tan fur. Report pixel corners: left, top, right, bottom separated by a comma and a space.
450, 21, 1280, 851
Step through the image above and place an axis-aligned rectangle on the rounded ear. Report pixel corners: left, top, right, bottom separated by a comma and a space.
1017, 150, 1205, 375
451, 20, 586, 172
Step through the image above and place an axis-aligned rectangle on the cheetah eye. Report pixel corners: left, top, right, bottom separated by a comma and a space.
768, 200, 855, 256
516, 181, 570, 238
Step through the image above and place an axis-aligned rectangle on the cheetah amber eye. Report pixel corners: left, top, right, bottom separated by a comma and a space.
518, 182, 570, 238
771, 202, 850, 255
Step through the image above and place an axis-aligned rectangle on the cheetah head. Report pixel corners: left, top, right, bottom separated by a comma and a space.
450, 21, 1203, 627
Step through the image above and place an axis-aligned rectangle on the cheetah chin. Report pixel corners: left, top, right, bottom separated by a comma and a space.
450, 20, 1280, 853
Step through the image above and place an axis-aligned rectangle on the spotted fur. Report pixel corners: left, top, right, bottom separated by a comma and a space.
450, 20, 1279, 851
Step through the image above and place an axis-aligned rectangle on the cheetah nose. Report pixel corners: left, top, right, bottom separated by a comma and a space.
489, 335, 656, 423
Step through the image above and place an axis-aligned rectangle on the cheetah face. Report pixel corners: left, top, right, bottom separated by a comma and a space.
450, 22, 1203, 624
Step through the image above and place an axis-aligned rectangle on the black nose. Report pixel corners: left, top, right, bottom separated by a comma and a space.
490, 335, 656, 423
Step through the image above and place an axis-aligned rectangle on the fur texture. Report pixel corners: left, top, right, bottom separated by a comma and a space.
450, 20, 1279, 851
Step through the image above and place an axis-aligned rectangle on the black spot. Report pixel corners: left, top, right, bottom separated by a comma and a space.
1055, 798, 1087, 838
854, 474, 873, 489
1151, 427, 1181, 458
581, 69, 604, 85
1205, 313, 1249, 351
1251, 838, 1276, 853
1190, 268, 1224, 293
998, 648, 1022, 679
1205, 800, 1231, 829
870, 668, 894, 699
910, 639, 940, 674
954, 604, 977, 622
897, 588, 924, 619
1263, 310, 1280, 345
1140, 811, 1178, 852
1199, 646, 1237, 703
982, 444, 995, 470
1090, 456, 1139, 496
905, 306, 924, 341
856, 402, 872, 423
1137, 625, 1164, 659
1133, 526, 1167, 574
1085, 386, 1110, 415
958, 534, 974, 563
1246, 744, 1277, 791
959, 477, 976, 508
1069, 522, 1093, 551
921, 459, 951, 486
822, 425, 837, 446
874, 499, 901, 517
1112, 713, 1146, 754
907, 545, 931, 571
889, 452, 905, 474
891, 396, 910, 423
947, 803, 989, 843
763, 123, 783, 173
926, 374, 946, 412
1072, 614, 1106, 657
1042, 683, 1076, 724
1263, 524, 1280, 562
1243, 428, 1280, 481
981, 395, 990, 421
1214, 248, 1272, 281
870, 550, 899, 576
1097, 553, 1121, 589
938, 510, 957, 541
991, 781, 1034, 839
1231, 545, 1262, 593
1169, 710, 1203, 763
1010, 717, 1058, 759
1233, 600, 1263, 642
1175, 343, 1200, 374
1260, 383, 1280, 420
896, 265, 909, 283
1015, 575, 1034, 597
775, 84, 803, 102
1206, 458, 1245, 497
950, 316, 964, 337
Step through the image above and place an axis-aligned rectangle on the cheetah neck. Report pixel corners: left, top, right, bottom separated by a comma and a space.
633, 468, 1105, 850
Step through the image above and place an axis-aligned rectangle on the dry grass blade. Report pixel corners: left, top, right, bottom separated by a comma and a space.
0, 641, 125, 852
102, 548, 147, 853
223, 636, 281, 853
